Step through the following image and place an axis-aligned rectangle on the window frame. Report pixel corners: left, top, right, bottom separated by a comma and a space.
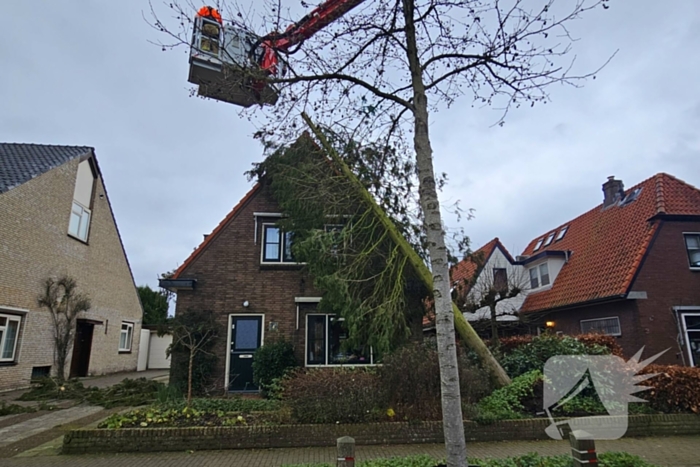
556, 226, 569, 242
0, 313, 22, 363
679, 310, 700, 367
580, 316, 622, 337
260, 223, 297, 264
528, 262, 551, 289
304, 313, 374, 367
533, 238, 544, 252
543, 232, 556, 247
119, 322, 134, 352
68, 201, 91, 242
683, 233, 700, 269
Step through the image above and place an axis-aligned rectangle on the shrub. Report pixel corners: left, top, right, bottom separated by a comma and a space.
0, 402, 36, 416
476, 370, 542, 422
253, 340, 298, 395
378, 341, 491, 421
639, 364, 700, 413
280, 367, 384, 424
497, 334, 610, 378
496, 334, 622, 356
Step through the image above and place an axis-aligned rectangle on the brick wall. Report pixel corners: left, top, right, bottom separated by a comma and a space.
631, 220, 700, 365
526, 219, 700, 366
174, 184, 322, 391
0, 156, 142, 391
62, 414, 700, 454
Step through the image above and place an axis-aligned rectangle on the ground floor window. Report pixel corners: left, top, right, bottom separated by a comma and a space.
0, 313, 22, 362
681, 313, 700, 367
580, 316, 621, 336
119, 322, 134, 352
306, 314, 373, 366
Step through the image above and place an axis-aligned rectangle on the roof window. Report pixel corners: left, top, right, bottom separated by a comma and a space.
556, 226, 569, 241
543, 232, 555, 247
620, 187, 642, 206
533, 238, 544, 252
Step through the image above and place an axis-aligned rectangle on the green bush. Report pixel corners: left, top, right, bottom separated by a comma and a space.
253, 340, 298, 395
0, 402, 36, 416
497, 334, 610, 378
378, 341, 492, 421
280, 367, 384, 424
477, 370, 542, 422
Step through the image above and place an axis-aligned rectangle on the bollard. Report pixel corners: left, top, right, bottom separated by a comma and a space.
569, 431, 598, 466
337, 436, 355, 467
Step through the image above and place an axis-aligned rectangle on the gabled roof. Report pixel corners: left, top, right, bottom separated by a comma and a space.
520, 173, 700, 313
172, 183, 262, 279
0, 143, 93, 194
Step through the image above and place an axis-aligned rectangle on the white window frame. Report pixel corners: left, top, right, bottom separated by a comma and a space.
68, 201, 91, 242
556, 226, 569, 242
533, 238, 544, 252
543, 232, 556, 247
678, 309, 700, 367
580, 316, 622, 337
119, 322, 134, 352
305, 314, 375, 367
683, 233, 700, 270
0, 313, 22, 362
260, 223, 297, 264
528, 262, 550, 289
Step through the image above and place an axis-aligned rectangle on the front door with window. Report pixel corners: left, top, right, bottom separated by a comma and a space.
228, 315, 263, 391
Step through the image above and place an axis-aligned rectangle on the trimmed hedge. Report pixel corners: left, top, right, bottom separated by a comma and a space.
640, 364, 700, 414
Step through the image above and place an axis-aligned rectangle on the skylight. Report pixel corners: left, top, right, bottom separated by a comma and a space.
533, 238, 544, 251
543, 232, 556, 247
556, 226, 569, 241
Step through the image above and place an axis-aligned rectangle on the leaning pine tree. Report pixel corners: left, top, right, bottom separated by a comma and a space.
155, 1, 613, 464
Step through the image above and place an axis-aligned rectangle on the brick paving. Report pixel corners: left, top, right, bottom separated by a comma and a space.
2, 436, 700, 467
0, 405, 103, 448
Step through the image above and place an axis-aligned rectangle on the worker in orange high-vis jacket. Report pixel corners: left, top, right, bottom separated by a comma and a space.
197, 6, 222, 24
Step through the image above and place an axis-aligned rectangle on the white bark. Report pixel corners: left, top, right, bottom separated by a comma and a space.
402, 1, 467, 465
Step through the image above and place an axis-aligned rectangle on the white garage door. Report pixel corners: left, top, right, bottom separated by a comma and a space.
147, 333, 172, 369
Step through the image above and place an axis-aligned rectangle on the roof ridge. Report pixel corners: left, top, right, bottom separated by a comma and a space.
654, 173, 667, 215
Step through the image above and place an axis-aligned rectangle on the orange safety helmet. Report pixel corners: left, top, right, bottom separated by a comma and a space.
197, 6, 222, 24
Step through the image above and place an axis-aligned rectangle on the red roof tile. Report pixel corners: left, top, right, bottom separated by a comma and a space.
520, 173, 700, 313
172, 183, 262, 279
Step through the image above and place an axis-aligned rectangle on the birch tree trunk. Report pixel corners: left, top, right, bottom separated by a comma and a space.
402, 1, 467, 465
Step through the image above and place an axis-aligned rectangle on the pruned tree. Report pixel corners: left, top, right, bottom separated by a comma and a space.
455, 252, 529, 347
152, 0, 612, 464
168, 309, 218, 406
37, 276, 91, 382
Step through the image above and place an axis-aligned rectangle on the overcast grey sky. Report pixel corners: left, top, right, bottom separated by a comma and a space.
2, 1, 699, 289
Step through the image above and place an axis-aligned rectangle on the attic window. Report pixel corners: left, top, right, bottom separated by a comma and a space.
533, 238, 544, 252
543, 232, 556, 247
620, 187, 642, 206
556, 226, 569, 241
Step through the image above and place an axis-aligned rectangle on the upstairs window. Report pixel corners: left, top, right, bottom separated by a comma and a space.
529, 263, 550, 289
493, 268, 507, 293
543, 232, 556, 247
533, 238, 544, 252
556, 226, 569, 241
262, 224, 295, 263
68, 160, 95, 242
119, 322, 133, 352
0, 314, 22, 362
685, 233, 700, 268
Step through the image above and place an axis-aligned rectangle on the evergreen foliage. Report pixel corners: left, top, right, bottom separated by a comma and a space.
138, 285, 169, 326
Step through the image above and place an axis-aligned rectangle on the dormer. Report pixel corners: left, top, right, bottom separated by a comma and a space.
515, 250, 569, 292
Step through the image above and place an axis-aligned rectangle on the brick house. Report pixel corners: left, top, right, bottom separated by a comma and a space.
0, 144, 143, 391
518, 173, 700, 366
161, 181, 389, 393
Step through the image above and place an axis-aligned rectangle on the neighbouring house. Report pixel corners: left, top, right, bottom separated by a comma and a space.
518, 173, 700, 366
137, 326, 172, 371
0, 143, 143, 391
161, 181, 390, 393
448, 238, 530, 338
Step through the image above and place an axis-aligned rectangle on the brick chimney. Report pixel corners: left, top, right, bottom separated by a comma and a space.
602, 176, 624, 208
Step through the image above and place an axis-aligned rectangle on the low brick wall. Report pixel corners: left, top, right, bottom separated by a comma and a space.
62, 414, 700, 454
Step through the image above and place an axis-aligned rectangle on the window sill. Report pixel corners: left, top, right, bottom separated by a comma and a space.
305, 363, 378, 368
528, 284, 553, 294
118, 350, 132, 354
260, 262, 306, 270
67, 233, 89, 245
0, 361, 19, 367
690, 267, 700, 271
